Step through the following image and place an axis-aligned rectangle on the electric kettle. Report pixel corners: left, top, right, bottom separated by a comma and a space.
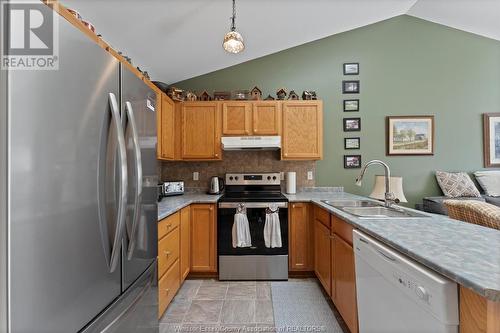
209, 176, 224, 194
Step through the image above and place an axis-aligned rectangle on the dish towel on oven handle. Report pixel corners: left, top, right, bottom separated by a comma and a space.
232, 204, 252, 248
264, 203, 282, 248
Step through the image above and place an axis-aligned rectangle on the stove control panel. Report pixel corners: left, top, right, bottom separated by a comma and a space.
225, 173, 281, 186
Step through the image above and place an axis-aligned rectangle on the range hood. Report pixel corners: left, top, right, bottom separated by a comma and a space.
222, 136, 281, 151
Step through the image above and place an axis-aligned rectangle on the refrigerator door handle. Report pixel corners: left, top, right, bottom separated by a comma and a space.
97, 92, 128, 273
110, 93, 128, 273
124, 101, 143, 260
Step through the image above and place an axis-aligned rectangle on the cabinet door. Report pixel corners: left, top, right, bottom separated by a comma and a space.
314, 219, 331, 295
252, 101, 281, 135
190, 204, 217, 272
289, 203, 313, 271
180, 206, 191, 281
158, 93, 175, 160
222, 102, 252, 135
334, 236, 358, 333
181, 102, 221, 160
282, 101, 323, 160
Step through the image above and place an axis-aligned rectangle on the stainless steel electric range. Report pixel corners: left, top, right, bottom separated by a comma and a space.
217, 172, 289, 280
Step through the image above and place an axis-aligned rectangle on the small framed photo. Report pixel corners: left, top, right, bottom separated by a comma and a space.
483, 113, 500, 167
342, 80, 360, 94
344, 118, 361, 132
343, 63, 359, 75
386, 116, 434, 155
343, 99, 359, 112
344, 137, 360, 150
344, 155, 362, 169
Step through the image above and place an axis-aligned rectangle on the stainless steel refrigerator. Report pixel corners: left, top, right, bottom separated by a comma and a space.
0, 4, 158, 333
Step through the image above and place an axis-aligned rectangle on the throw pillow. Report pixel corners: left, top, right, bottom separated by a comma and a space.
474, 170, 500, 197
435, 171, 481, 198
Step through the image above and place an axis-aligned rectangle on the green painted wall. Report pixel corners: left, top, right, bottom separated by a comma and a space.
175, 15, 500, 207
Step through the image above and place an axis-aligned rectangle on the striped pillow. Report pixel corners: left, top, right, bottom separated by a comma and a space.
436, 171, 481, 198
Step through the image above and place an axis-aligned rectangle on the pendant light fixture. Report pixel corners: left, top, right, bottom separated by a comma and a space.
223, 0, 245, 54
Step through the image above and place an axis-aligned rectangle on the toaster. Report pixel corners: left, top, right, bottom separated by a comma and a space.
161, 181, 184, 197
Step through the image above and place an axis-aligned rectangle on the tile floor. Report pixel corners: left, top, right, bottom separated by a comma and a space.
159, 278, 348, 333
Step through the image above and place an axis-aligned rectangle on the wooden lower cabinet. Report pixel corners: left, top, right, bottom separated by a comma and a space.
158, 213, 181, 318
460, 286, 500, 333
333, 235, 358, 333
314, 218, 331, 296
158, 259, 180, 318
190, 204, 217, 272
289, 203, 313, 271
180, 206, 191, 282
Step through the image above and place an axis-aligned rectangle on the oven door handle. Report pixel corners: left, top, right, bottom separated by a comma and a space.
218, 202, 288, 209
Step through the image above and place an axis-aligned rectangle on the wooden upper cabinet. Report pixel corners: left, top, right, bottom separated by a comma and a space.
289, 203, 313, 271
222, 102, 252, 136
334, 235, 358, 333
190, 204, 217, 272
158, 93, 175, 160
282, 101, 323, 160
181, 102, 221, 160
314, 218, 331, 296
252, 101, 281, 135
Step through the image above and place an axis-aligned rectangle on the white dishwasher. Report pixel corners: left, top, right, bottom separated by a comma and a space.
353, 230, 459, 333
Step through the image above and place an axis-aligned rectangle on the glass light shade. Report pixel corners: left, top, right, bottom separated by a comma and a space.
369, 175, 408, 203
223, 30, 245, 53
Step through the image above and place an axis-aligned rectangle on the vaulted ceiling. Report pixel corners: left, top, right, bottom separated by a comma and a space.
62, 0, 500, 84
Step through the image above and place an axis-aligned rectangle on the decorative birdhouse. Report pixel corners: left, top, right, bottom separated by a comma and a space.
185, 91, 197, 101
264, 94, 275, 100
288, 90, 299, 100
198, 91, 212, 101
276, 88, 287, 100
250, 86, 262, 100
167, 86, 184, 101
214, 91, 231, 101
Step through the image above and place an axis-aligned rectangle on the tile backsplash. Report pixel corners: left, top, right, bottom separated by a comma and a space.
161, 151, 316, 191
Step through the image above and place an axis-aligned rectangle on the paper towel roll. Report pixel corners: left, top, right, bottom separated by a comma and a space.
286, 172, 296, 194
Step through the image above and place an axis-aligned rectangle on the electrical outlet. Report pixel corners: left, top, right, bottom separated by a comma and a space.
307, 171, 314, 180
193, 172, 199, 181
280, 172, 285, 180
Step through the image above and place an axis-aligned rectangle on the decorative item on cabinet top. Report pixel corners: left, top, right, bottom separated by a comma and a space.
264, 94, 275, 101
233, 90, 249, 100
214, 91, 232, 101
288, 90, 300, 100
276, 88, 287, 100
302, 91, 317, 100
250, 86, 262, 100
198, 91, 212, 101
185, 91, 197, 101
167, 86, 184, 101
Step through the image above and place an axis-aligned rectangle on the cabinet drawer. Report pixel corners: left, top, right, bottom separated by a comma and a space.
158, 259, 180, 318
314, 205, 330, 228
158, 226, 180, 278
332, 215, 354, 246
158, 211, 180, 240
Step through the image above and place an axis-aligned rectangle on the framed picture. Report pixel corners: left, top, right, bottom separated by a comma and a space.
343, 99, 359, 112
342, 80, 360, 94
344, 118, 361, 132
343, 63, 359, 75
344, 155, 362, 168
483, 113, 500, 167
386, 116, 434, 155
344, 137, 360, 150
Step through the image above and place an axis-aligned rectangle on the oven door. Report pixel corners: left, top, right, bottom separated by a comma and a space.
217, 202, 288, 280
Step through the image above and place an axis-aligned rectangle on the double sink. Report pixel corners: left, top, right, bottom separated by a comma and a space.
321, 199, 429, 219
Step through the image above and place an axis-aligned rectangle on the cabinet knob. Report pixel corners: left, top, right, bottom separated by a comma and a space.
284, 153, 288, 157
164, 288, 170, 294
166, 223, 172, 229
215, 153, 219, 157
164, 250, 171, 256
209, 207, 213, 211
292, 204, 296, 208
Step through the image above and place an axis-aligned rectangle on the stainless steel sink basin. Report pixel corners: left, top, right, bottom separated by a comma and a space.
341, 206, 429, 219
321, 200, 381, 208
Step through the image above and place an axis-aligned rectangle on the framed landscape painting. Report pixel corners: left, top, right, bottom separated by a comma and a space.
483, 113, 500, 167
386, 116, 434, 155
